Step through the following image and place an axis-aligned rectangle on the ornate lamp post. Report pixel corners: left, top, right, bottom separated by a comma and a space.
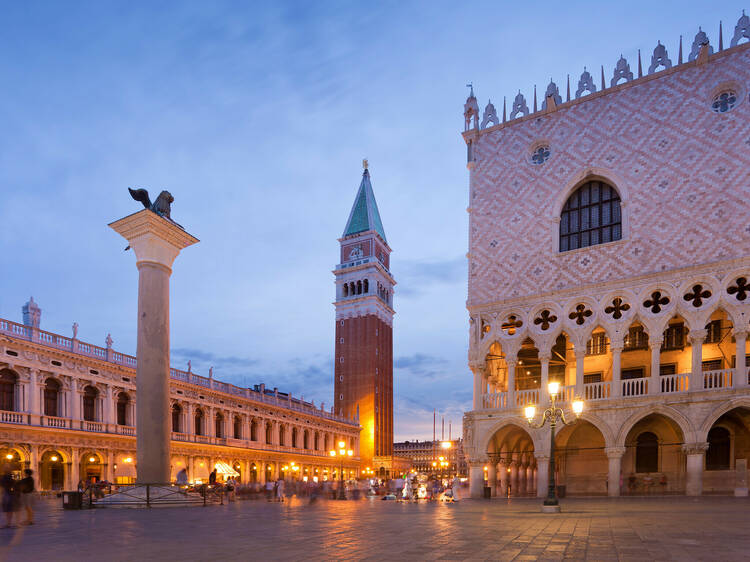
524, 381, 584, 513
330, 440, 353, 500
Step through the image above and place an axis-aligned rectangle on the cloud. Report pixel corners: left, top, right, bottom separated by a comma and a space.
395, 353, 449, 380
171, 347, 260, 369
394, 257, 465, 296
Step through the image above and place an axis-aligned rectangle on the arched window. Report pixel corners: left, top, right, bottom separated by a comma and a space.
116, 393, 130, 426
560, 180, 621, 252
0, 370, 17, 412
706, 426, 731, 470
265, 421, 273, 444
635, 431, 658, 473
233, 416, 242, 439
194, 409, 204, 436
44, 378, 60, 417
324, 434, 330, 451
363, 279, 369, 293
83, 386, 98, 421
292, 427, 298, 448
171, 404, 182, 432
304, 430, 309, 450
250, 419, 258, 441
343, 284, 348, 297
279, 424, 285, 446
215, 412, 224, 438
314, 432, 319, 450
357, 280, 362, 294
349, 282, 355, 295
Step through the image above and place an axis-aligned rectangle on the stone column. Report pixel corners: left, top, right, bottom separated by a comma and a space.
610, 341, 623, 398
28, 369, 40, 425
468, 462, 485, 499
575, 348, 585, 396
526, 464, 534, 495
187, 456, 195, 483
29, 445, 40, 491
103, 384, 113, 429
683, 443, 708, 496
734, 330, 747, 388
472, 367, 483, 410
540, 352, 551, 403
605, 447, 626, 497
70, 382, 81, 423
110, 209, 199, 483
70, 447, 80, 490
506, 358, 517, 407
508, 460, 518, 497
106, 450, 115, 482
534, 453, 549, 498
649, 335, 663, 394
259, 462, 267, 485
487, 462, 497, 497
498, 461, 508, 496
185, 403, 194, 436
689, 329, 707, 391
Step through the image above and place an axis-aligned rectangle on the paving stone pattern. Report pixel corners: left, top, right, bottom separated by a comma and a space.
2, 496, 749, 561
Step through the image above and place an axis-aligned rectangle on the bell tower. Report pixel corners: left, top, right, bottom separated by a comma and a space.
334, 161, 395, 470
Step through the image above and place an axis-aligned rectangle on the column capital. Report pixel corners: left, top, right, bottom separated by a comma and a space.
505, 357, 518, 368
610, 341, 624, 353
682, 442, 709, 455
733, 328, 748, 339
649, 334, 664, 348
604, 447, 626, 459
688, 329, 708, 343
538, 351, 552, 362
533, 452, 549, 462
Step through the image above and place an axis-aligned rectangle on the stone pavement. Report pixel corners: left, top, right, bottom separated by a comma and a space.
1, 495, 748, 561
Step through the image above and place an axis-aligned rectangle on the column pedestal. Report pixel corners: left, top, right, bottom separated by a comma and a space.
110, 209, 198, 484
683, 443, 708, 496
487, 463, 497, 497
605, 447, 626, 497
469, 462, 485, 498
534, 454, 549, 498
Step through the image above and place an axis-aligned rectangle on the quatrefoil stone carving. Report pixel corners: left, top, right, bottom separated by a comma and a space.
501, 315, 523, 336
568, 304, 592, 325
533, 310, 557, 331
727, 277, 749, 301
604, 297, 630, 320
683, 284, 711, 308
643, 291, 670, 314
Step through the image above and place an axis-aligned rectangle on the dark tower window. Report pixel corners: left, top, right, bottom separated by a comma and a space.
0, 370, 17, 412
171, 404, 182, 432
635, 431, 658, 473
116, 392, 130, 426
83, 386, 98, 421
560, 180, 621, 251
706, 427, 731, 470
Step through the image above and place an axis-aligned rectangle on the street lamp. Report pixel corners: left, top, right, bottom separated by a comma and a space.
330, 440, 353, 499
524, 381, 583, 513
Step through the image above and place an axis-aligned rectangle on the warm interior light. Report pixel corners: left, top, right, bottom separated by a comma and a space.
51, 456, 58, 462
338, 441, 345, 449
198, 461, 203, 467
524, 405, 536, 421
329, 450, 336, 457
125, 457, 133, 463
89, 457, 96, 463
572, 399, 584, 416
483, 466, 488, 471
5, 454, 13, 460
548, 381, 560, 397
347, 450, 353, 456
441, 441, 452, 449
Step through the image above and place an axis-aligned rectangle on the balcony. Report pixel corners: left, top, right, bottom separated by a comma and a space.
480, 367, 742, 411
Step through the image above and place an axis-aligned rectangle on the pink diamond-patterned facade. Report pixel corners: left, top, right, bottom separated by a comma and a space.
464, 44, 750, 309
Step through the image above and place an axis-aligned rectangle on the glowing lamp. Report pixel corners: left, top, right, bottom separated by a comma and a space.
338, 441, 346, 449
51, 456, 58, 462
347, 450, 353, 456
329, 450, 336, 457
524, 405, 536, 421
5, 454, 13, 460
441, 441, 452, 449
572, 398, 584, 417
548, 381, 560, 397
89, 457, 96, 463
125, 457, 133, 463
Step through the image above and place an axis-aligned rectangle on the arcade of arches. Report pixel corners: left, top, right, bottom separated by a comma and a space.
473, 404, 750, 498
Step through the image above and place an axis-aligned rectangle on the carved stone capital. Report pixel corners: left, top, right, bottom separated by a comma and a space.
688, 329, 708, 343
682, 442, 709, 455
604, 447, 627, 459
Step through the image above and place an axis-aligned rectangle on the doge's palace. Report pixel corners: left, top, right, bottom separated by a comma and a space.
461, 14, 750, 499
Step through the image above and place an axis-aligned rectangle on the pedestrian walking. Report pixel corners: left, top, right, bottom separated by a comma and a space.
18, 469, 34, 525
1, 468, 16, 528
276, 478, 285, 502
209, 469, 217, 485
226, 476, 236, 501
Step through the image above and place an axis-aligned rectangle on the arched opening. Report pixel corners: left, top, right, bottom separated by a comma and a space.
215, 412, 224, 438
40, 450, 65, 490
555, 420, 608, 495
193, 458, 210, 484
82, 385, 98, 421
706, 427, 731, 470
304, 430, 309, 450
233, 416, 242, 440
250, 418, 258, 441
44, 378, 61, 417
343, 284, 349, 297
0, 369, 18, 412
559, 179, 622, 252
486, 424, 536, 497
292, 427, 298, 448
635, 432, 659, 473
364, 279, 369, 293
314, 432, 319, 450
702, 308, 735, 389
703, 406, 750, 492
324, 434, 330, 451
116, 392, 130, 426
279, 424, 285, 446
80, 452, 102, 483
621, 320, 649, 396
265, 422, 273, 444
194, 409, 204, 436
357, 280, 362, 295
171, 403, 182, 433
623, 413, 685, 494
0, 448, 23, 477
249, 462, 258, 483
114, 454, 136, 484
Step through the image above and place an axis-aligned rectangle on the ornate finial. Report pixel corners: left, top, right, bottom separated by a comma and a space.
533, 84, 537, 112
566, 74, 571, 101
362, 158, 368, 170
638, 49, 643, 77
502, 96, 507, 123
719, 20, 724, 51
678, 35, 683, 64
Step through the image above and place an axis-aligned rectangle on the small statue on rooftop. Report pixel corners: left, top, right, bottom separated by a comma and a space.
72, 322, 78, 339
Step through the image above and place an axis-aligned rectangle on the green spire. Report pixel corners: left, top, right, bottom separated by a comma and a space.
342, 169, 387, 243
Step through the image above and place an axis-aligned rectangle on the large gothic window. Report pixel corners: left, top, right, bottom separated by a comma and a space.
560, 180, 621, 251
0, 370, 17, 412
44, 378, 60, 417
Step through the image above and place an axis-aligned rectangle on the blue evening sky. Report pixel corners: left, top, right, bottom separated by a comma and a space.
0, 1, 744, 440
